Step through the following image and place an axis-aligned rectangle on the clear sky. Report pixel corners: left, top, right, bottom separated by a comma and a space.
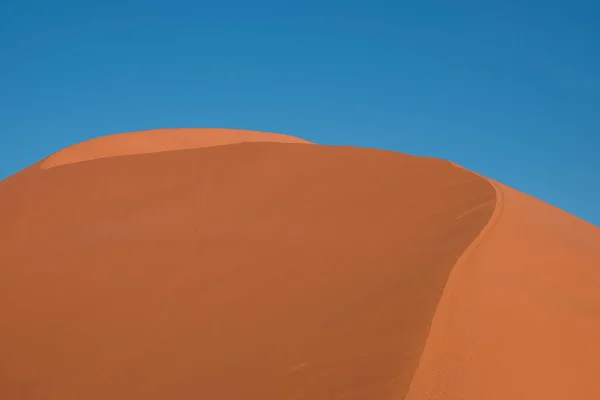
2, 0, 599, 226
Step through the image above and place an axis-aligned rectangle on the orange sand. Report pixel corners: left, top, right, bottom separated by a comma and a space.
0, 128, 599, 399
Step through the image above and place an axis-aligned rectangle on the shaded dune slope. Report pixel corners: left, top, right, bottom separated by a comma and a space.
0, 138, 495, 399
404, 178, 600, 400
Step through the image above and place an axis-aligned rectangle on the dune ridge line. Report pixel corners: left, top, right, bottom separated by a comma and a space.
401, 161, 503, 399
40, 128, 312, 170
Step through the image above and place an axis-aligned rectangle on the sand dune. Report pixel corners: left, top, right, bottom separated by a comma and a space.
0, 128, 598, 399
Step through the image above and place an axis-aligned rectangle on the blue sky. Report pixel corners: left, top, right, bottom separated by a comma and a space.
2, 0, 599, 226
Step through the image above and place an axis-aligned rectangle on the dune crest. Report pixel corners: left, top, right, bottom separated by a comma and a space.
42, 128, 311, 169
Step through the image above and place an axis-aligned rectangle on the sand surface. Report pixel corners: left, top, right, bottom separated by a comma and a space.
1, 128, 599, 399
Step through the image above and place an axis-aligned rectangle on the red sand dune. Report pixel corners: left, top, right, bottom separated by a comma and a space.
0, 128, 599, 399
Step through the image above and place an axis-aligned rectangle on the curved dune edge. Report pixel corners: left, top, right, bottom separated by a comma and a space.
403, 165, 600, 399
41, 128, 312, 169
401, 165, 503, 400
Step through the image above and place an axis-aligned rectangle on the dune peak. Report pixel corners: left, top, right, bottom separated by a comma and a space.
42, 128, 311, 169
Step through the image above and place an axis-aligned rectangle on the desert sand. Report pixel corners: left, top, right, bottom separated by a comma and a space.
0, 128, 598, 399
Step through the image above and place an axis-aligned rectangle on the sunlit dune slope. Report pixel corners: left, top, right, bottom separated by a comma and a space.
42, 128, 311, 169
404, 177, 600, 400
0, 132, 495, 400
